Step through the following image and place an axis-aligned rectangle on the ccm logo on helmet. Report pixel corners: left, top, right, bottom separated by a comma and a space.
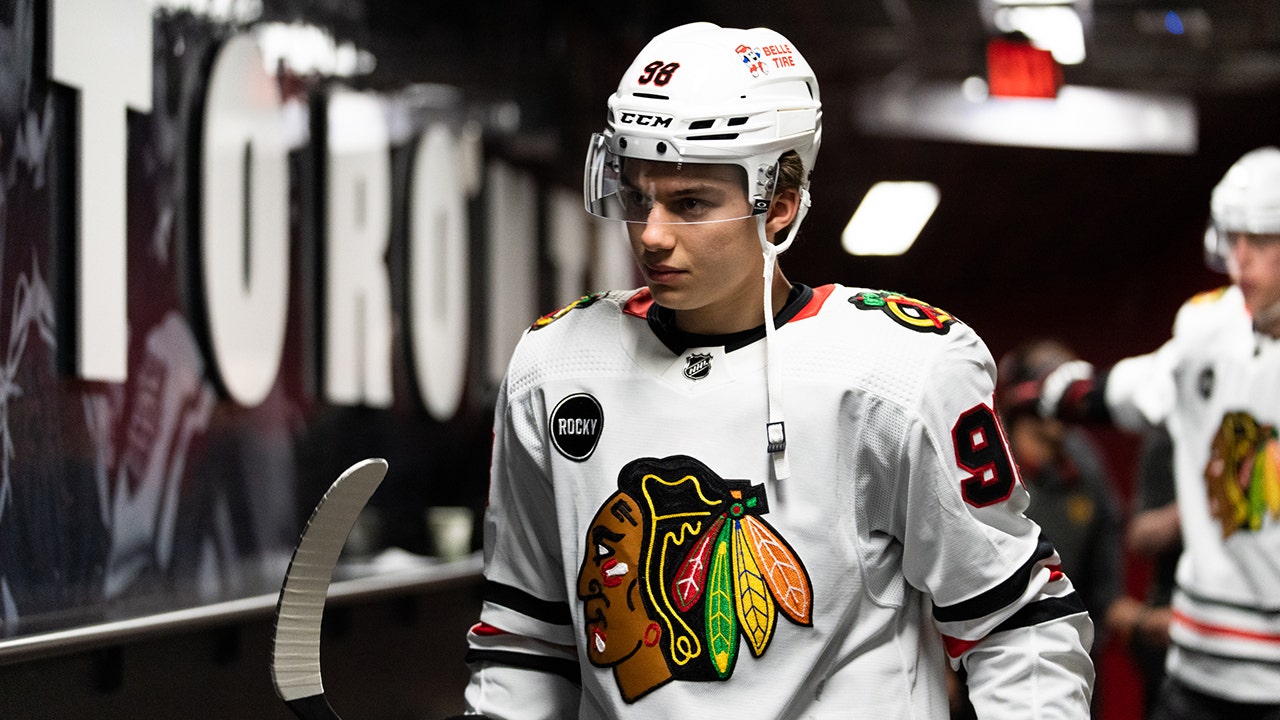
619, 112, 674, 128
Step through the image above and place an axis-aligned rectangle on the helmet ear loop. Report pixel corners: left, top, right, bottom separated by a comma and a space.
758, 213, 791, 488
1204, 222, 1230, 274
760, 186, 811, 257
756, 186, 811, 491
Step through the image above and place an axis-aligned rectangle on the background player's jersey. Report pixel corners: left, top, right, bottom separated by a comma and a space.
466, 284, 1094, 719
1105, 285, 1280, 703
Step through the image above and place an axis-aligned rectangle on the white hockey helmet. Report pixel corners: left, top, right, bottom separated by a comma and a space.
1207, 146, 1280, 272
584, 22, 822, 224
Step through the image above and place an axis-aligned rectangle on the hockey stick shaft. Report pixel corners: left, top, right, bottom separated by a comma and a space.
271, 458, 389, 720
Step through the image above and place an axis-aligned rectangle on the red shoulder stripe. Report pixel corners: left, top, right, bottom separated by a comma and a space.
789, 284, 835, 323
470, 622, 510, 637
1172, 609, 1280, 644
942, 634, 982, 659
623, 288, 654, 319
625, 285, 830, 322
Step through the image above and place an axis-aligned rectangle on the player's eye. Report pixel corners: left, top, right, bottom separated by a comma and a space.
620, 187, 649, 208
590, 524, 624, 562
619, 188, 655, 221
676, 196, 716, 220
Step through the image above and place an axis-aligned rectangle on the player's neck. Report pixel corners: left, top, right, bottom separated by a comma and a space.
1252, 298, 1280, 338
675, 272, 793, 336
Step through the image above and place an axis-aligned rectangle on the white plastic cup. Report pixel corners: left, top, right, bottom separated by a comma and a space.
426, 505, 474, 561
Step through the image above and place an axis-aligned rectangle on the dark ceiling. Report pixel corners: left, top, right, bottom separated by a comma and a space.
350, 1, 1280, 97
289, 0, 1280, 365
324, 1, 1280, 177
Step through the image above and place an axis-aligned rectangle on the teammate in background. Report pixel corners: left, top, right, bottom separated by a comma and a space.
1038, 146, 1280, 719
995, 339, 1125, 714
1107, 427, 1178, 719
460, 22, 1093, 719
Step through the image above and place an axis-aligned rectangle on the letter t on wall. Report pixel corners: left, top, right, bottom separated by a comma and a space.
50, 0, 152, 381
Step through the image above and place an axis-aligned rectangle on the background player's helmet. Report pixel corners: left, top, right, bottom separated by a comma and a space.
1207, 146, 1280, 272
995, 338, 1079, 422
584, 22, 822, 222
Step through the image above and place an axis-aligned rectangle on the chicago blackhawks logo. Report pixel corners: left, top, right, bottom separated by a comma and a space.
1205, 411, 1280, 537
531, 293, 602, 331
849, 290, 956, 335
576, 456, 812, 702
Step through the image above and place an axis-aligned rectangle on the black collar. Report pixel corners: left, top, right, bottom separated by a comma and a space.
647, 284, 814, 354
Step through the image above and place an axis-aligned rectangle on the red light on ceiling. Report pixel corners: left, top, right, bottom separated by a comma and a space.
986, 36, 1062, 99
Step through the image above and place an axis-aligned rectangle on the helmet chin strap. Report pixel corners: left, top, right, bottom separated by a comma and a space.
760, 188, 811, 494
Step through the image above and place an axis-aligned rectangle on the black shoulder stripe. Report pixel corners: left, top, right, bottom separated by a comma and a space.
465, 649, 582, 686
989, 593, 1087, 635
1163, 639, 1261, 662
933, 533, 1057, 623
1176, 584, 1280, 615
483, 580, 573, 626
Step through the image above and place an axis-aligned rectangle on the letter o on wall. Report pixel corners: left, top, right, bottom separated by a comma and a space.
200, 35, 290, 406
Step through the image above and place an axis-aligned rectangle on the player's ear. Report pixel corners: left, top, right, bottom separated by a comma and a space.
764, 187, 800, 238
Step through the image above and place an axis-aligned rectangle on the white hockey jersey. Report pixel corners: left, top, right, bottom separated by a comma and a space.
465, 284, 1094, 719
1103, 285, 1280, 703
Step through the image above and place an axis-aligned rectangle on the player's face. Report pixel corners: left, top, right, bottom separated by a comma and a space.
1228, 232, 1280, 313
1007, 414, 1064, 471
577, 492, 650, 667
621, 159, 766, 334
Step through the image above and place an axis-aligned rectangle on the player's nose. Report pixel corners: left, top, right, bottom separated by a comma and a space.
637, 212, 677, 251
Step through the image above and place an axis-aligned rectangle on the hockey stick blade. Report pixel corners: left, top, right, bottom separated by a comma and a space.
271, 458, 389, 720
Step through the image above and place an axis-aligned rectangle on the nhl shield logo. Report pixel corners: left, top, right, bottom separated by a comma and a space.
684, 353, 712, 381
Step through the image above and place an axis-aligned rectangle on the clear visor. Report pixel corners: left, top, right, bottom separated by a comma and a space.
583, 133, 776, 225
1210, 225, 1280, 276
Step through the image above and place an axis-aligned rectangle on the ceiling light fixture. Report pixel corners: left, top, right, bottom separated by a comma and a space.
994, 6, 1086, 65
842, 182, 940, 256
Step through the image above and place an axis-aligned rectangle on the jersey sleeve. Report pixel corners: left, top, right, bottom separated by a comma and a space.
463, 369, 581, 719
1073, 290, 1215, 431
1101, 342, 1178, 431
892, 326, 1095, 718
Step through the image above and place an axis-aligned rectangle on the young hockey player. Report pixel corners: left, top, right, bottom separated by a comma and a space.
461, 22, 1094, 719
1039, 146, 1280, 719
